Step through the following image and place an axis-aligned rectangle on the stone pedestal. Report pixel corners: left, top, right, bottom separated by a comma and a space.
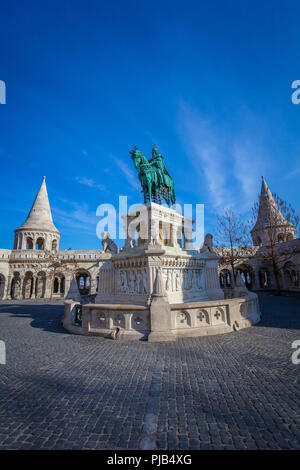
94, 203, 224, 307
204, 258, 224, 300
71, 203, 227, 341
148, 268, 175, 342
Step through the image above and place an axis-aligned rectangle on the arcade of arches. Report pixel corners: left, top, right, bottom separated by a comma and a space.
219, 260, 300, 292
1, 268, 99, 300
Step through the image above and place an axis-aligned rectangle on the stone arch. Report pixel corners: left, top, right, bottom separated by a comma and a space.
277, 233, 285, 243
61, 276, 65, 294
26, 237, 33, 250
36, 237, 45, 250
53, 272, 65, 295
0, 274, 5, 299
176, 310, 191, 328
237, 264, 254, 289
286, 233, 294, 242
53, 277, 59, 293
75, 269, 91, 295
259, 267, 271, 288
11, 272, 21, 299
219, 269, 232, 288
284, 262, 299, 288
51, 239, 58, 251
36, 271, 46, 298
23, 271, 34, 299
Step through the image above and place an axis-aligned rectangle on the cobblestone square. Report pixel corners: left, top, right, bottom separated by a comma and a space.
0, 294, 299, 450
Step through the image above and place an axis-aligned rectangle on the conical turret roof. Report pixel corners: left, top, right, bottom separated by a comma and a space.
65, 276, 81, 302
16, 177, 60, 233
252, 177, 290, 232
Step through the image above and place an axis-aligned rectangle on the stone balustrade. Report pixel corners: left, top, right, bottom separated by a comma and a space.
62, 292, 261, 341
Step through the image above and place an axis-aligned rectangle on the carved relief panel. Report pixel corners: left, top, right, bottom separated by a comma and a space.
116, 269, 148, 295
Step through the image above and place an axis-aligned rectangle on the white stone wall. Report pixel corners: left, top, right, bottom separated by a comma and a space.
0, 248, 108, 300
217, 238, 300, 292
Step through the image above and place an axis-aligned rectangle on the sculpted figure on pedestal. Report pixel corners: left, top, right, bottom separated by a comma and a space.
101, 232, 117, 253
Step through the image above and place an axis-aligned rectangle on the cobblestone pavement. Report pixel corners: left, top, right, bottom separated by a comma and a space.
0, 294, 299, 450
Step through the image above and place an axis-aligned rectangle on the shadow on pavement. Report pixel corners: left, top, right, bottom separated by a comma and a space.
0, 302, 66, 334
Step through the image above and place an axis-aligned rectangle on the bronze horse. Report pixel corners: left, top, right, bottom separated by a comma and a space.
130, 146, 176, 206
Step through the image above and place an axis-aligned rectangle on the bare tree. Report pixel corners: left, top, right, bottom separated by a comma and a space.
215, 209, 253, 286
251, 192, 299, 295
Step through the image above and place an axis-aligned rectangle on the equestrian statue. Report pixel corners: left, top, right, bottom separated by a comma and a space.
130, 145, 176, 206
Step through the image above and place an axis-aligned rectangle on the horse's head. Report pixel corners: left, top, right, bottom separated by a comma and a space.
130, 146, 144, 170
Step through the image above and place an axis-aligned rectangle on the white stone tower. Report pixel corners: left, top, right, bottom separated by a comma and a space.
251, 176, 296, 246
14, 176, 60, 251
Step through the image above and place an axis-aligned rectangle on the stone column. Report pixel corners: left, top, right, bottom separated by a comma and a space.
252, 270, 260, 290
59, 277, 63, 295
20, 276, 26, 299
124, 314, 131, 330
90, 276, 97, 295
280, 269, 287, 290
183, 217, 194, 250
269, 270, 277, 290
149, 217, 159, 245
64, 275, 72, 298
95, 261, 114, 303
148, 267, 175, 342
171, 224, 179, 248
45, 274, 54, 299
203, 259, 224, 300
17, 235, 21, 250
125, 216, 136, 248
30, 276, 37, 299
4, 276, 12, 300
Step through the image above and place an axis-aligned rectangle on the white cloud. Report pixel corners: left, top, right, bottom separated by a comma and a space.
52, 201, 99, 235
178, 104, 234, 209
178, 103, 269, 213
232, 139, 265, 211
285, 167, 300, 179
113, 157, 140, 191
75, 176, 106, 191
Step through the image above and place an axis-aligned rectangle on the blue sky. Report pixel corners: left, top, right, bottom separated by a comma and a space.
0, 0, 299, 250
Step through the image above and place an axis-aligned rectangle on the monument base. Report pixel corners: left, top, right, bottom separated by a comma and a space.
63, 203, 260, 341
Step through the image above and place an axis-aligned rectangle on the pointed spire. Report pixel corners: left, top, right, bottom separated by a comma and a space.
252, 176, 288, 231
17, 177, 59, 232
66, 276, 81, 302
